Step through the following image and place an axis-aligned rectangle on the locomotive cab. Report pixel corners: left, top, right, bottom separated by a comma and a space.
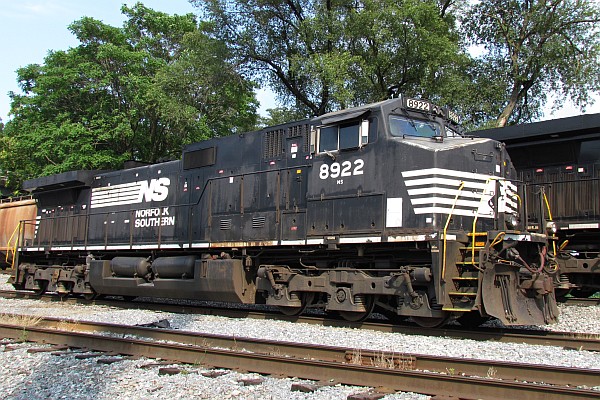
305, 96, 557, 326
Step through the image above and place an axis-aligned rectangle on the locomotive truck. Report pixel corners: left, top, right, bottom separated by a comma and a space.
8, 95, 559, 327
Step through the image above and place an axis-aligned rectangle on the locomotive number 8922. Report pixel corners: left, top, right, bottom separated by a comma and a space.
9, 94, 559, 327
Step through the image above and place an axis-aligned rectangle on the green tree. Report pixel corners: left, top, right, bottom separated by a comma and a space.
0, 3, 258, 190
196, 0, 467, 116
463, 0, 600, 127
259, 106, 311, 127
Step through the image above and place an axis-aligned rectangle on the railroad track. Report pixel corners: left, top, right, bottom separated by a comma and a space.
1, 289, 598, 352
560, 297, 600, 306
0, 316, 597, 400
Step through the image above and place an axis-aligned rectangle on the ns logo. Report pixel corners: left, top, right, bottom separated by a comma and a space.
138, 177, 170, 202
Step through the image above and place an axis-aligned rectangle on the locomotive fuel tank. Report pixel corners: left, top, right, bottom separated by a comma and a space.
152, 255, 196, 279
89, 257, 256, 303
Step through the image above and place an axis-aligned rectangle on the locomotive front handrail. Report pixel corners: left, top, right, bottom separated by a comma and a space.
441, 181, 465, 280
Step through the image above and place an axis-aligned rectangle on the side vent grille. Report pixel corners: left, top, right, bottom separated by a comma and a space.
220, 219, 232, 230
252, 216, 266, 229
288, 124, 310, 152
287, 124, 305, 137
263, 129, 285, 159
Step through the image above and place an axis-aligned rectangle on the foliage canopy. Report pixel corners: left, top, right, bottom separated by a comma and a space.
196, 0, 469, 117
3, 0, 600, 190
0, 3, 258, 189
462, 0, 600, 127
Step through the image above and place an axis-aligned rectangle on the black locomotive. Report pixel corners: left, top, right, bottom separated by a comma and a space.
9, 95, 558, 327
476, 114, 600, 297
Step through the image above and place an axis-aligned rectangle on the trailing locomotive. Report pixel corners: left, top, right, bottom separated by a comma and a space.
476, 114, 600, 297
9, 95, 558, 327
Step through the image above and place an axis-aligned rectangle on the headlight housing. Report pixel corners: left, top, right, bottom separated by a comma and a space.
505, 213, 519, 230
546, 221, 558, 234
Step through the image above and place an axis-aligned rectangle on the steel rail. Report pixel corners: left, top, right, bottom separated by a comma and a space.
23, 316, 600, 389
0, 320, 597, 400
2, 289, 599, 351
560, 297, 600, 306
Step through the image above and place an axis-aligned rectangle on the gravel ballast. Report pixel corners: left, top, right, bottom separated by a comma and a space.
0, 274, 598, 399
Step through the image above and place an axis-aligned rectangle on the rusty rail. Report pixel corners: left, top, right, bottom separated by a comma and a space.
0, 318, 597, 400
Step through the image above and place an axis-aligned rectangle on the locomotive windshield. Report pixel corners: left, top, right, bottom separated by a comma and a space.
389, 115, 441, 138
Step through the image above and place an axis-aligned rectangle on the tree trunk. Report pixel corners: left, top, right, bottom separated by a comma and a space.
496, 84, 521, 127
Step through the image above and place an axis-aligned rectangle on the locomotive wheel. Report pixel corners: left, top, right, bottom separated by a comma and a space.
554, 288, 572, 299
571, 289, 598, 298
412, 314, 452, 328
32, 280, 48, 296
338, 296, 375, 322
278, 292, 315, 316
457, 312, 490, 328
82, 291, 98, 301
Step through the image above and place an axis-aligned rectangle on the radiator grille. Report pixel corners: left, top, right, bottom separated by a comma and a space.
288, 124, 310, 152
521, 164, 600, 221
263, 129, 285, 159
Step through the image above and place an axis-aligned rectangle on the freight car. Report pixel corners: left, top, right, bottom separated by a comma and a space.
476, 114, 600, 297
9, 95, 558, 327
0, 196, 37, 268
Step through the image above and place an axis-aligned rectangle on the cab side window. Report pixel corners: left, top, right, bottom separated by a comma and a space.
316, 120, 368, 153
319, 126, 338, 152
339, 123, 360, 149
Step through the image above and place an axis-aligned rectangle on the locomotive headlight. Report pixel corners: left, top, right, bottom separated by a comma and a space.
505, 213, 519, 230
546, 221, 558, 234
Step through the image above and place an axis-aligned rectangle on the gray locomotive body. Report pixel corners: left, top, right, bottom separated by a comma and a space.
10, 96, 558, 327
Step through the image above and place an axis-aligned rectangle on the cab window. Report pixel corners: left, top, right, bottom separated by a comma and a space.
317, 120, 368, 153
319, 126, 338, 152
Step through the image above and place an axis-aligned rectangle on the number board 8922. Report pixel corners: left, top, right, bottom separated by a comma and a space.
319, 159, 364, 180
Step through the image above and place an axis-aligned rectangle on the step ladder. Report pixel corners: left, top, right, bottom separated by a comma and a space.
442, 232, 486, 312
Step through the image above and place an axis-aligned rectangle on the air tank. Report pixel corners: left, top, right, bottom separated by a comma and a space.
152, 256, 196, 279
110, 257, 151, 278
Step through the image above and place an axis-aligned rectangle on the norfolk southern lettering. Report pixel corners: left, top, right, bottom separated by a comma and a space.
134, 207, 175, 228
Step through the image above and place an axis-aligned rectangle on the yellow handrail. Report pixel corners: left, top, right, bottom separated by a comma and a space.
442, 181, 465, 280
471, 177, 498, 262
543, 192, 557, 256
5, 222, 23, 269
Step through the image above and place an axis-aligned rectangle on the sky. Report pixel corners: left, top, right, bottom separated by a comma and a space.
0, 0, 598, 125
0, 0, 274, 122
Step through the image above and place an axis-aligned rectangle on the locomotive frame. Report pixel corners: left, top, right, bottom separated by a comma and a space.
9, 95, 558, 327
